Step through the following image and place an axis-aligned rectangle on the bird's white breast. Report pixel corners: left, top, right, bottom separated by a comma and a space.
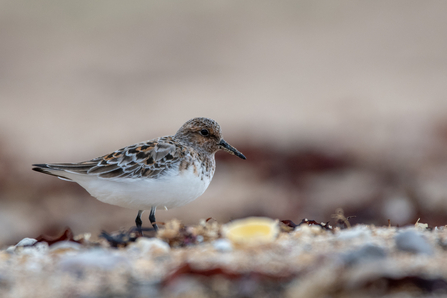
65, 161, 213, 210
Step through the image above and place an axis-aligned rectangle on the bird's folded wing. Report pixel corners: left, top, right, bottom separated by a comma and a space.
33, 137, 186, 179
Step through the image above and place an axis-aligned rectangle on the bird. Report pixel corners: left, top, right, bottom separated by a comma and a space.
32, 117, 246, 231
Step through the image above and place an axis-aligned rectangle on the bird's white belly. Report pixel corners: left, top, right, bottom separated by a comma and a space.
69, 166, 212, 210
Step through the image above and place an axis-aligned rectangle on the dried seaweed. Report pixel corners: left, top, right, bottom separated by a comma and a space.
34, 227, 81, 246
281, 219, 332, 231
361, 276, 447, 294
157, 220, 196, 247
99, 227, 156, 248
331, 208, 355, 229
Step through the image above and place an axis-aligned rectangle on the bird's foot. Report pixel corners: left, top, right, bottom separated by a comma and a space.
151, 222, 159, 231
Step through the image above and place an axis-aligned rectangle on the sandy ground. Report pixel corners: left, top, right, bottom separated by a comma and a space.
1, 219, 447, 298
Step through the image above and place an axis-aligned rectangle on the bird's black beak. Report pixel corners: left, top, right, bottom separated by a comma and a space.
218, 139, 246, 160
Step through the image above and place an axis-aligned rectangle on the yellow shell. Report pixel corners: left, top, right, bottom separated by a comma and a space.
222, 217, 279, 246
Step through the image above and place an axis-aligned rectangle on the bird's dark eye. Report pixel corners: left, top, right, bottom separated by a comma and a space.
200, 129, 209, 136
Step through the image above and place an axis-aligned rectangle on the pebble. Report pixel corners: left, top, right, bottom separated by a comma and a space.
16, 238, 37, 247
5, 238, 39, 253
11, 241, 49, 256
336, 225, 372, 241
212, 239, 233, 252
395, 230, 433, 255
343, 244, 387, 266
294, 225, 323, 236
127, 237, 170, 255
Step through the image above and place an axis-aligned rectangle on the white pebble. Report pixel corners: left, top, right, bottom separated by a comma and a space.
213, 239, 233, 252
128, 237, 170, 255
16, 238, 37, 247
336, 225, 372, 240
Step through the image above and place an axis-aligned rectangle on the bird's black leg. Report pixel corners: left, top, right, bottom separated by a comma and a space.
135, 210, 143, 233
149, 206, 158, 231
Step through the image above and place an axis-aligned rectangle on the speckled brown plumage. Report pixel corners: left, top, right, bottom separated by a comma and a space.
32, 117, 245, 230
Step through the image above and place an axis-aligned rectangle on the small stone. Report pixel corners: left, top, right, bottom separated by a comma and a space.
294, 225, 323, 236
128, 237, 170, 255
16, 238, 37, 247
395, 230, 433, 255
336, 225, 372, 241
14, 241, 49, 256
212, 239, 233, 252
343, 244, 387, 266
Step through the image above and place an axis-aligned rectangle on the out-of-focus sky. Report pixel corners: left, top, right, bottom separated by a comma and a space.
1, 1, 447, 245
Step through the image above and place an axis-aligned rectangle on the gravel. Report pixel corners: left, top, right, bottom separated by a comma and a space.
1, 220, 446, 298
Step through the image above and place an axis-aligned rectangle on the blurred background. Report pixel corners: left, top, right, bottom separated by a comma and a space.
1, 0, 447, 246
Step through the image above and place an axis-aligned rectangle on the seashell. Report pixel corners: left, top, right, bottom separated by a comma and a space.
222, 217, 279, 246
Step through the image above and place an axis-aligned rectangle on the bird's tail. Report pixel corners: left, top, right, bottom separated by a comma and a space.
32, 163, 74, 181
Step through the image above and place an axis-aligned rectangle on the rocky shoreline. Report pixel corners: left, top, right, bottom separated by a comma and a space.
1, 218, 446, 298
